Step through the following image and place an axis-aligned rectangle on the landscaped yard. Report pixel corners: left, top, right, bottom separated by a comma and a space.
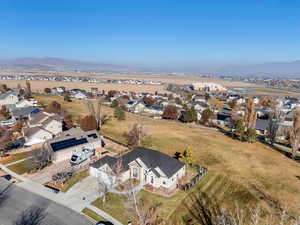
0, 151, 30, 165
82, 208, 107, 222
35, 94, 300, 221
92, 193, 134, 224
7, 159, 32, 174
62, 169, 89, 192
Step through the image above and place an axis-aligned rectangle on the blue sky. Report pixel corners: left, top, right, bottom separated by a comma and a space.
0, 0, 299, 65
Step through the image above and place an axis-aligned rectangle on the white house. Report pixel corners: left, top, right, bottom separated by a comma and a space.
0, 91, 19, 106
23, 111, 62, 145
72, 92, 88, 99
90, 147, 186, 191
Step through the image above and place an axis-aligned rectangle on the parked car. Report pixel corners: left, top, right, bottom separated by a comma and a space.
6, 137, 25, 150
70, 147, 95, 165
96, 222, 114, 225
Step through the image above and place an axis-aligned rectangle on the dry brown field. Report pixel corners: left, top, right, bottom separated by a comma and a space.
0, 72, 259, 87
0, 80, 169, 94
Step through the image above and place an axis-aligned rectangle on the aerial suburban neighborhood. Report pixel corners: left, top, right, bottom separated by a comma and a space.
1, 1, 300, 225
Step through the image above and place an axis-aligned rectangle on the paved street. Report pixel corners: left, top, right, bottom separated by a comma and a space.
0, 163, 124, 225
0, 178, 93, 225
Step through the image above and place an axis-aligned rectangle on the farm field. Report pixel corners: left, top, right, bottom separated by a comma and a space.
35, 94, 300, 222
0, 79, 169, 94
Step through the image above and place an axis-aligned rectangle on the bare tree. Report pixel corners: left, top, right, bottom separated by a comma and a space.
85, 99, 106, 130
244, 97, 257, 130
0, 127, 10, 157
25, 81, 32, 99
124, 123, 146, 148
126, 188, 164, 225
14, 205, 46, 225
289, 109, 300, 159
267, 111, 282, 145
31, 143, 54, 171
97, 159, 123, 203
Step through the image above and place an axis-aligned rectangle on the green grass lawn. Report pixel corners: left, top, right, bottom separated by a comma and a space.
92, 193, 134, 224
7, 159, 32, 174
62, 169, 89, 192
82, 208, 107, 222
1, 151, 30, 165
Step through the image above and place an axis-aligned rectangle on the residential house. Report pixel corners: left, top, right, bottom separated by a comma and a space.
255, 119, 269, 135
0, 91, 19, 106
48, 127, 103, 162
22, 111, 62, 145
90, 147, 186, 191
144, 105, 164, 115
72, 92, 88, 99
189, 101, 209, 112
128, 100, 146, 113
11, 106, 40, 121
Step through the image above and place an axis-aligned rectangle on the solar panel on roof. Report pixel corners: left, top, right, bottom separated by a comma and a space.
50, 137, 88, 152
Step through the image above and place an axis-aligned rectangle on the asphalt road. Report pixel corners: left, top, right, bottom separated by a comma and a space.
0, 178, 94, 225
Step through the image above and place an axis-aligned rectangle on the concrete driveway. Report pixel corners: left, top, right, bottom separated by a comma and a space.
57, 175, 100, 211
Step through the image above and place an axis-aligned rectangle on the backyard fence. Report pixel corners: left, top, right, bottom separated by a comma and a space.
177, 165, 208, 192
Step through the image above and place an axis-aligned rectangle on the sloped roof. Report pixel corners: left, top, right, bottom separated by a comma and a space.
11, 106, 39, 118
255, 119, 269, 131
91, 147, 185, 178
0, 91, 18, 100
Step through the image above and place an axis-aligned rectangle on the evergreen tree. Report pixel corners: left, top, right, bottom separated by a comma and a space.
114, 107, 125, 120
234, 119, 245, 141
245, 128, 257, 143
111, 99, 119, 108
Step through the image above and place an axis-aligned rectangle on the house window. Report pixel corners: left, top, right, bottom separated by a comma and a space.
133, 168, 138, 178
151, 176, 154, 184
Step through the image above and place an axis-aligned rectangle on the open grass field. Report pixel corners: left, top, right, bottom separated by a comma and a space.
35, 94, 300, 221
0, 72, 260, 87
0, 79, 169, 94
247, 87, 300, 97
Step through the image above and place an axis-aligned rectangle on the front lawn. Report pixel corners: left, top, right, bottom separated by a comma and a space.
82, 208, 106, 222
92, 193, 134, 224
7, 159, 32, 174
61, 169, 89, 192
0, 151, 30, 165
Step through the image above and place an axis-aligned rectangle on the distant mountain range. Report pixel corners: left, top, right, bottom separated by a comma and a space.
216, 60, 300, 76
0, 57, 137, 73
0, 57, 300, 77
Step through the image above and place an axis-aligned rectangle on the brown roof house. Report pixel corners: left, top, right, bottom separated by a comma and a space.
23, 111, 62, 146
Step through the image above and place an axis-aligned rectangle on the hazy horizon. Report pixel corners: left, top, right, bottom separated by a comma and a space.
1, 1, 299, 66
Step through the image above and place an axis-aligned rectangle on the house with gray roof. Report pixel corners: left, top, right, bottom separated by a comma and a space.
0, 91, 19, 106
90, 147, 186, 191
11, 106, 40, 120
22, 111, 62, 146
